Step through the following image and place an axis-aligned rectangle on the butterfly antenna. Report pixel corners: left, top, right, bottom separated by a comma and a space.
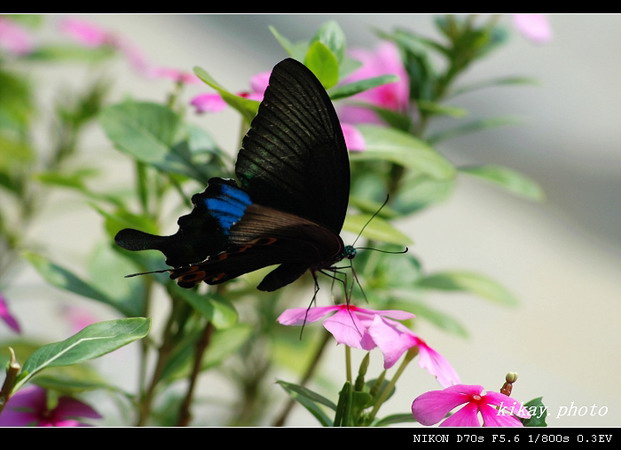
124, 268, 171, 278
354, 246, 409, 255
351, 194, 391, 248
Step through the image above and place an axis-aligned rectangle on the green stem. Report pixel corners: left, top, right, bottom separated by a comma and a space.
0, 348, 20, 415
177, 321, 215, 426
367, 347, 418, 422
345, 346, 353, 384
135, 295, 186, 426
137, 277, 153, 398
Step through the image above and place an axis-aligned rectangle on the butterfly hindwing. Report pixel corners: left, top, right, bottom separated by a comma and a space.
115, 178, 249, 267
171, 203, 346, 291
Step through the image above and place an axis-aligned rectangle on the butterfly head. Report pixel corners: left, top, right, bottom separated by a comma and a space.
342, 245, 357, 260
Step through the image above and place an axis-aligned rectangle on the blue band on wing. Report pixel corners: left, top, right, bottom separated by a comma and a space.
205, 183, 252, 234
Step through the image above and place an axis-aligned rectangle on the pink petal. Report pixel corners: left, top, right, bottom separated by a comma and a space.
190, 93, 228, 114
342, 123, 366, 152
323, 308, 376, 350
116, 40, 150, 73
479, 402, 524, 427
340, 41, 409, 125
415, 339, 461, 388
55, 396, 102, 421
144, 66, 201, 84
59, 18, 111, 47
440, 401, 482, 427
0, 293, 21, 333
484, 390, 531, 419
411, 385, 483, 426
0, 386, 46, 426
61, 305, 98, 334
368, 315, 416, 368
351, 306, 415, 321
512, 14, 552, 44
276, 305, 340, 326
249, 71, 270, 98
0, 17, 34, 55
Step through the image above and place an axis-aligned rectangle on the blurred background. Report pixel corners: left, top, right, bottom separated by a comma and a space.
2, 14, 620, 426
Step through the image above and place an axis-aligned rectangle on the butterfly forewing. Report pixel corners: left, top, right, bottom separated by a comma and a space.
236, 58, 350, 234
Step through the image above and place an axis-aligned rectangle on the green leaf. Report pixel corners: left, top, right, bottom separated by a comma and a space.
329, 75, 399, 101
449, 76, 539, 99
311, 21, 347, 64
304, 41, 340, 89
417, 99, 468, 118
269, 26, 308, 60
0, 69, 34, 127
343, 213, 412, 246
277, 380, 334, 427
392, 173, 456, 215
427, 116, 522, 144
24, 44, 116, 63
91, 203, 160, 239
167, 124, 230, 184
417, 271, 519, 306
0, 135, 34, 169
351, 124, 456, 180
277, 380, 337, 411
24, 251, 142, 317
35, 168, 99, 190
521, 397, 548, 427
32, 366, 124, 396
87, 242, 147, 318
347, 102, 413, 131
203, 323, 253, 369
100, 101, 184, 163
333, 381, 353, 427
193, 66, 259, 123
160, 324, 253, 382
15, 318, 150, 391
355, 248, 421, 291
459, 165, 545, 201
170, 287, 238, 330
374, 413, 417, 426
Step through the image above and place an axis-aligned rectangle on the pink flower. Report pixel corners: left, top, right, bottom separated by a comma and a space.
0, 293, 20, 333
59, 17, 113, 47
60, 17, 148, 71
190, 70, 270, 114
277, 304, 459, 386
0, 386, 101, 427
142, 66, 201, 85
339, 42, 410, 125
368, 315, 460, 387
61, 305, 98, 334
512, 14, 552, 44
190, 93, 228, 114
0, 16, 34, 55
411, 384, 531, 427
60, 17, 201, 85
341, 123, 366, 152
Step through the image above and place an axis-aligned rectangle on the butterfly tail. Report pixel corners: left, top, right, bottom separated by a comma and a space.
115, 228, 171, 252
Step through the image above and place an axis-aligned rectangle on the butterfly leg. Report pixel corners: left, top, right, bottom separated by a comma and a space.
319, 268, 351, 304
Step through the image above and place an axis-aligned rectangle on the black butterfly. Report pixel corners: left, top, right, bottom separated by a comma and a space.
115, 58, 355, 292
